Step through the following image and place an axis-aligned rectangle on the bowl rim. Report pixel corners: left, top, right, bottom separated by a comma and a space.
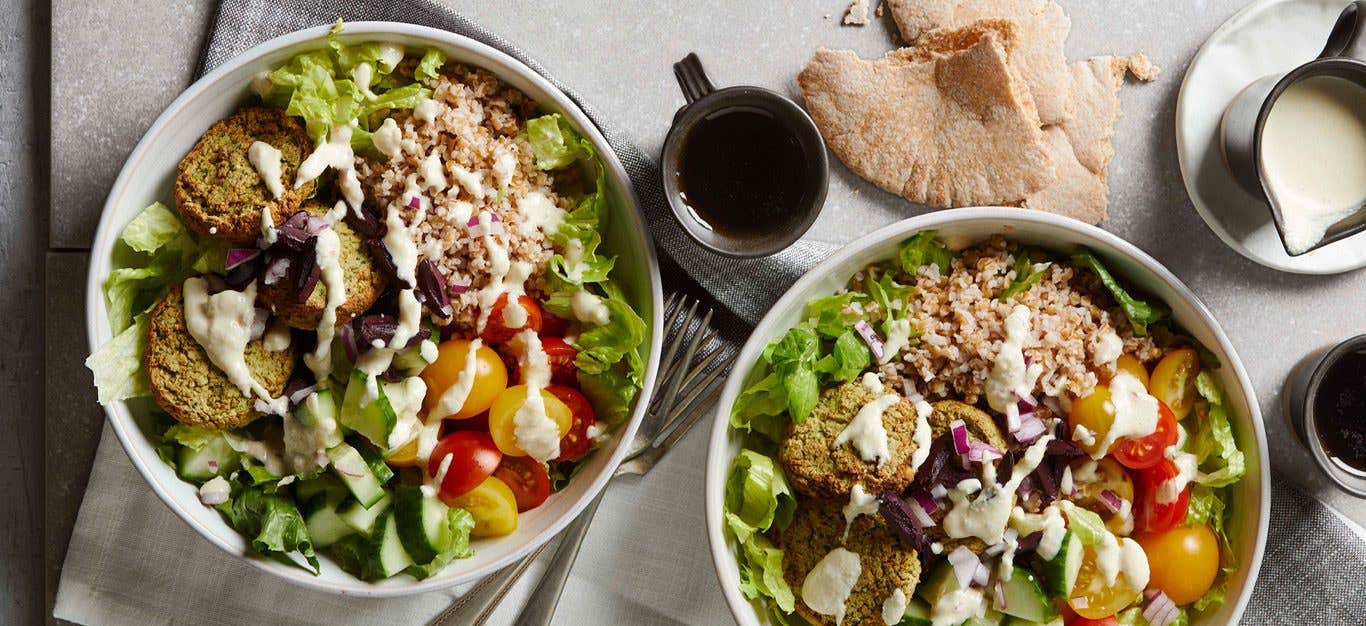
83, 21, 664, 596
703, 207, 1270, 624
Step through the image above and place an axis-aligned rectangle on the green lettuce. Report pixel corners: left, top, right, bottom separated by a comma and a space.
1071, 250, 1169, 335
577, 367, 639, 426
1063, 504, 1109, 545
814, 330, 871, 383
86, 313, 152, 405
414, 49, 447, 82
1185, 483, 1236, 613
526, 113, 593, 170
1190, 371, 1245, 487
729, 373, 790, 443
762, 326, 822, 423
220, 485, 319, 573
1000, 248, 1050, 301
724, 450, 796, 615
804, 292, 869, 339
406, 507, 476, 580
898, 230, 954, 275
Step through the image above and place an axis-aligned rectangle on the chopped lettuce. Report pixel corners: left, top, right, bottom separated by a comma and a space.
1000, 248, 1050, 301
526, 113, 593, 170
814, 330, 871, 383
405, 507, 475, 580
1191, 371, 1246, 487
86, 313, 152, 405
220, 484, 319, 574
866, 272, 914, 337
414, 49, 447, 82
724, 450, 797, 616
804, 292, 869, 339
898, 230, 954, 275
762, 326, 822, 423
577, 367, 639, 425
1117, 607, 1190, 626
729, 373, 790, 443
1185, 483, 1236, 613
1071, 250, 1169, 335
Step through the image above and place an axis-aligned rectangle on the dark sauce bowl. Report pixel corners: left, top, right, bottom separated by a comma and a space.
661, 54, 828, 258
1284, 333, 1366, 497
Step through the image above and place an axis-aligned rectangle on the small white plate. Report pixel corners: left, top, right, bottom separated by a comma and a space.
1176, 0, 1366, 274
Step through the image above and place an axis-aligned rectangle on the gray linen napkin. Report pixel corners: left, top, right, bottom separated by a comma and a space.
58, 0, 1366, 624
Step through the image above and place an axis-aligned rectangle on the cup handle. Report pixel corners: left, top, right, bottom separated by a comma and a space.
1320, 1, 1366, 61
673, 53, 716, 105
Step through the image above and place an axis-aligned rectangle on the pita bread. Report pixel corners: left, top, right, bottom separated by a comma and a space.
885, 0, 1074, 125
798, 21, 1055, 208
1023, 54, 1159, 223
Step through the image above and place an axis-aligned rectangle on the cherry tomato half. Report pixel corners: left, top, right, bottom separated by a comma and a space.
482, 293, 543, 345
1137, 524, 1220, 605
1112, 401, 1179, 470
428, 431, 502, 501
422, 339, 508, 419
1070, 384, 1116, 458
1149, 348, 1199, 420
1114, 354, 1149, 389
540, 311, 570, 337
547, 384, 597, 462
1134, 457, 1191, 533
487, 385, 573, 457
450, 475, 519, 537
541, 337, 579, 385
1067, 617, 1118, 626
493, 456, 552, 512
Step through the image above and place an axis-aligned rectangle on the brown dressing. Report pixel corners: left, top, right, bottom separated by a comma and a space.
675, 106, 815, 239
1316, 347, 1366, 477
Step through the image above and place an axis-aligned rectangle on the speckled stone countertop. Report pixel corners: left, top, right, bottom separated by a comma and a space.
38, 0, 1366, 623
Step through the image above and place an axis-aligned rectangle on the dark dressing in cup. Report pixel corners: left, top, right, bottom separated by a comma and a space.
1314, 347, 1366, 477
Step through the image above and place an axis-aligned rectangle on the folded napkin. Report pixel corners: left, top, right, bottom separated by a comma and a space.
55, 0, 1366, 624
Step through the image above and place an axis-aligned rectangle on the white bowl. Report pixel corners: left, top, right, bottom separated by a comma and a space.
84, 22, 662, 596
705, 208, 1269, 625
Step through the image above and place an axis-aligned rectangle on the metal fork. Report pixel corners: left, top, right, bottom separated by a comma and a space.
429, 293, 731, 626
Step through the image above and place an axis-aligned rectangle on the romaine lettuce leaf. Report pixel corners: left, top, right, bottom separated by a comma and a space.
1185, 483, 1236, 613
730, 373, 790, 444
898, 230, 954, 275
572, 284, 647, 375
86, 312, 152, 405
1191, 371, 1245, 487
406, 507, 475, 579
724, 450, 796, 614
814, 330, 871, 383
220, 485, 319, 574
804, 291, 869, 339
526, 113, 593, 170
1000, 248, 1050, 301
414, 49, 447, 82
1071, 250, 1169, 335
577, 367, 639, 425
763, 326, 822, 423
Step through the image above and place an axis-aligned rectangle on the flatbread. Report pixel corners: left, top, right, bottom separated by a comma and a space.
1023, 54, 1159, 223
885, 0, 1074, 125
798, 21, 1055, 208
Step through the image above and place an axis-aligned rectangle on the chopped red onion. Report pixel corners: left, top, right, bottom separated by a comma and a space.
253, 398, 273, 414
853, 320, 885, 361
304, 215, 330, 235
950, 420, 969, 455
225, 248, 261, 271
249, 308, 268, 341
288, 384, 317, 406
207, 460, 218, 472
1100, 489, 1125, 514
907, 498, 936, 528
1015, 392, 1038, 410
1144, 590, 1180, 626
910, 490, 938, 515
972, 562, 990, 586
262, 256, 290, 285
966, 440, 1004, 463
947, 546, 978, 589
449, 281, 469, 294
1013, 412, 1050, 444
983, 541, 1006, 558
407, 195, 422, 209
994, 580, 1008, 610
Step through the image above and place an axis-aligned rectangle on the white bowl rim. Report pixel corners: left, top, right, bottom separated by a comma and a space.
83, 21, 664, 597
703, 207, 1270, 624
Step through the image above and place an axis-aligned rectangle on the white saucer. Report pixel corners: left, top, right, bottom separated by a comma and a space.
1176, 0, 1366, 274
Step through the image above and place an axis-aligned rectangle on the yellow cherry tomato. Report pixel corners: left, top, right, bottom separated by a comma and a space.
385, 437, 421, 467
1149, 348, 1200, 420
1114, 354, 1150, 389
1070, 458, 1136, 534
421, 339, 508, 419
1069, 544, 1143, 619
1136, 524, 1220, 605
487, 385, 573, 457
450, 476, 519, 537
1070, 384, 1116, 457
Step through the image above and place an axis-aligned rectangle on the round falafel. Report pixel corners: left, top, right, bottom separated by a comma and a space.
175, 106, 315, 244
144, 283, 295, 430
779, 380, 922, 499
257, 202, 388, 330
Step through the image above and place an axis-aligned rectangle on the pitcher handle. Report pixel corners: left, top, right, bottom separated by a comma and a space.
673, 53, 716, 105
1320, 1, 1366, 60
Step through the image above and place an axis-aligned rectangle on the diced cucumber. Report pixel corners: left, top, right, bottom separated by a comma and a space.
917, 558, 961, 604
327, 443, 386, 508
998, 567, 1057, 623
394, 485, 453, 565
338, 493, 391, 537
351, 437, 395, 485
294, 474, 349, 509
391, 343, 432, 376
305, 497, 356, 549
330, 335, 354, 385
898, 596, 933, 626
1002, 617, 1063, 626
176, 436, 241, 482
373, 510, 415, 578
1043, 531, 1083, 599
340, 370, 397, 447
964, 610, 1006, 626
295, 389, 344, 448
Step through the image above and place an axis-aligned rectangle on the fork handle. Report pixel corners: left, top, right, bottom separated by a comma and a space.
513, 491, 607, 626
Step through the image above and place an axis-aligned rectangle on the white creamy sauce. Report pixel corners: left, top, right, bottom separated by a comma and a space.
1261, 75, 1366, 254
301, 229, 346, 383
841, 484, 880, 540
510, 330, 561, 462
282, 391, 340, 473
372, 118, 403, 158
230, 435, 287, 477
800, 547, 862, 626
1010, 503, 1068, 561
943, 435, 1054, 544
475, 211, 512, 331
413, 98, 440, 124
384, 377, 428, 450
247, 141, 285, 200
909, 396, 934, 471
1093, 329, 1124, 367
432, 338, 483, 419
181, 278, 286, 414
449, 165, 486, 200
985, 305, 1042, 424
422, 452, 454, 498
931, 587, 986, 626
930, 542, 944, 555
1073, 424, 1097, 447
1089, 371, 1159, 458
262, 321, 291, 352
1059, 465, 1074, 496
571, 289, 611, 326
417, 151, 448, 193
997, 529, 1020, 580
562, 238, 588, 282
250, 71, 273, 99
295, 125, 355, 188
517, 191, 565, 237
419, 339, 438, 364
1160, 449, 1200, 504
833, 393, 898, 467
881, 318, 913, 364
381, 205, 422, 350
354, 62, 377, 100
881, 589, 908, 626
198, 476, 231, 506
492, 146, 517, 192
861, 372, 884, 393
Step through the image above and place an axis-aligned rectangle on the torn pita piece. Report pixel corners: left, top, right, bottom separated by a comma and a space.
886, 0, 1075, 125
1023, 54, 1159, 223
798, 21, 1055, 208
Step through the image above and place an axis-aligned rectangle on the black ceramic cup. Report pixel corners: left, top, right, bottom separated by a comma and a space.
1284, 333, 1366, 497
660, 53, 828, 258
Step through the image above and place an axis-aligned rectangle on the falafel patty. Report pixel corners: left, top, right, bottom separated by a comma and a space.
145, 284, 295, 430
778, 498, 921, 626
175, 106, 315, 244
258, 202, 388, 330
779, 380, 921, 499
924, 400, 1009, 554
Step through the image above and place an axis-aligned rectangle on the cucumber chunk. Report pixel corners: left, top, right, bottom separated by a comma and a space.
373, 510, 415, 578
176, 435, 240, 482
917, 558, 961, 604
305, 497, 356, 549
1002, 616, 1064, 626
898, 596, 933, 626
295, 474, 350, 510
394, 485, 454, 565
338, 493, 391, 537
340, 370, 397, 447
964, 609, 1006, 626
327, 443, 386, 508
998, 567, 1057, 623
1043, 531, 1083, 599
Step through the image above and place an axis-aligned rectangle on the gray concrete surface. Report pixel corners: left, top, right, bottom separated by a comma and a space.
38, 0, 1366, 623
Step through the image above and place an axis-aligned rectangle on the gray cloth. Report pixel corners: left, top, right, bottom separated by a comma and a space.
56, 0, 1365, 624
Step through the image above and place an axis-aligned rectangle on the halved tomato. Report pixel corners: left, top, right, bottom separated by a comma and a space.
540, 311, 570, 337
1134, 457, 1191, 532
428, 431, 502, 501
541, 337, 578, 385
1149, 348, 1199, 420
547, 384, 597, 462
1112, 401, 1179, 469
493, 456, 552, 511
482, 293, 543, 344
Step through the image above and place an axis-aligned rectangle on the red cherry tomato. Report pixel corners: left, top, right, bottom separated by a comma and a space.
541, 337, 578, 385
493, 456, 551, 512
540, 311, 570, 337
428, 431, 502, 502
482, 293, 543, 344
547, 384, 597, 462
1134, 457, 1191, 532
445, 412, 490, 435
1113, 401, 1179, 470
1067, 617, 1118, 626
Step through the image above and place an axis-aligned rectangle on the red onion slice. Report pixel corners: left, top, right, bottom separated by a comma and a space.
994, 580, 1008, 610
950, 420, 969, 455
972, 562, 990, 586
225, 247, 262, 270
966, 440, 1003, 463
407, 195, 422, 209
1099, 489, 1125, 514
1013, 412, 1050, 444
288, 384, 318, 406
907, 498, 936, 528
1143, 590, 1180, 626
262, 255, 291, 285
910, 489, 938, 515
853, 320, 885, 361
947, 546, 978, 590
